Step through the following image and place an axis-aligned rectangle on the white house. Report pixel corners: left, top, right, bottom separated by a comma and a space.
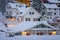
4, 2, 41, 28
41, 3, 59, 21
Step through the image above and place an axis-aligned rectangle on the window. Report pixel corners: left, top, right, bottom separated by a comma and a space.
32, 12, 34, 15
54, 13, 56, 15
10, 11, 11, 13
37, 32, 43, 35
33, 18, 38, 21
20, 12, 22, 14
29, 12, 34, 15
47, 12, 52, 16
19, 6, 21, 7
54, 9, 56, 10
47, 17, 49, 19
29, 12, 31, 14
50, 17, 52, 19
16, 5, 18, 6
7, 6, 11, 9
17, 12, 19, 15
33, 18, 40, 21
26, 18, 30, 21
49, 8, 51, 10
42, 12, 45, 15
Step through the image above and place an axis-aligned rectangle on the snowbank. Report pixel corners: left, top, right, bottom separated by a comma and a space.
0, 35, 60, 40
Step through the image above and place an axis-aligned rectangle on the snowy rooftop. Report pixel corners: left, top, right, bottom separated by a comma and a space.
17, 7, 32, 16
0, 22, 7, 31
0, 12, 4, 19
43, 3, 58, 8
7, 21, 58, 33
48, 0, 60, 3
8, 2, 26, 8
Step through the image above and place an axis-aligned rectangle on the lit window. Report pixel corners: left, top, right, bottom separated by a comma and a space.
9, 17, 16, 21
7, 24, 16, 28
52, 31, 57, 35
22, 32, 27, 36
48, 31, 57, 35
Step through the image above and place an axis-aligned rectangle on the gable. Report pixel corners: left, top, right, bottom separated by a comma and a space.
24, 7, 41, 18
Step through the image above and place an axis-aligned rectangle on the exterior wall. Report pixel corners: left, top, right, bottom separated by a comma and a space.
24, 8, 40, 21
43, 8, 59, 21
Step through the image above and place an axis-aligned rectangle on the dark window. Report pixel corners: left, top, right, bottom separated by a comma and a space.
50, 17, 52, 19
42, 12, 45, 15
29, 12, 31, 14
47, 12, 52, 16
10, 11, 11, 13
16, 5, 18, 6
49, 8, 51, 10
47, 17, 49, 19
19, 6, 21, 7
26, 18, 30, 21
29, 12, 34, 15
54, 13, 56, 15
38, 18, 40, 21
32, 12, 34, 15
7, 6, 11, 9
54, 9, 56, 10
20, 12, 22, 14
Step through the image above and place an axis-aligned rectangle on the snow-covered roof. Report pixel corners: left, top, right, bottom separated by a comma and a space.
43, 3, 58, 8
48, 0, 60, 3
12, 7, 40, 16
7, 21, 58, 33
0, 22, 7, 31
0, 12, 4, 19
8, 2, 26, 8
17, 7, 32, 16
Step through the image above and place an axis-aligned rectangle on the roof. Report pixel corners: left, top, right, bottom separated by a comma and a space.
48, 0, 60, 3
43, 3, 58, 8
7, 21, 58, 33
0, 12, 4, 19
8, 2, 26, 8
12, 7, 40, 16
17, 7, 32, 16
0, 22, 7, 31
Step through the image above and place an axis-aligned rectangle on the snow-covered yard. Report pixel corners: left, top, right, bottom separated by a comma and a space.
0, 35, 60, 40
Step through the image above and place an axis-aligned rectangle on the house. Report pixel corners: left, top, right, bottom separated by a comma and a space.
48, 0, 60, 7
4, 2, 41, 28
6, 21, 59, 36
41, 3, 59, 21
2, 2, 60, 36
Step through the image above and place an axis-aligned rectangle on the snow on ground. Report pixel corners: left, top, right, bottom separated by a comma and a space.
0, 35, 60, 40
